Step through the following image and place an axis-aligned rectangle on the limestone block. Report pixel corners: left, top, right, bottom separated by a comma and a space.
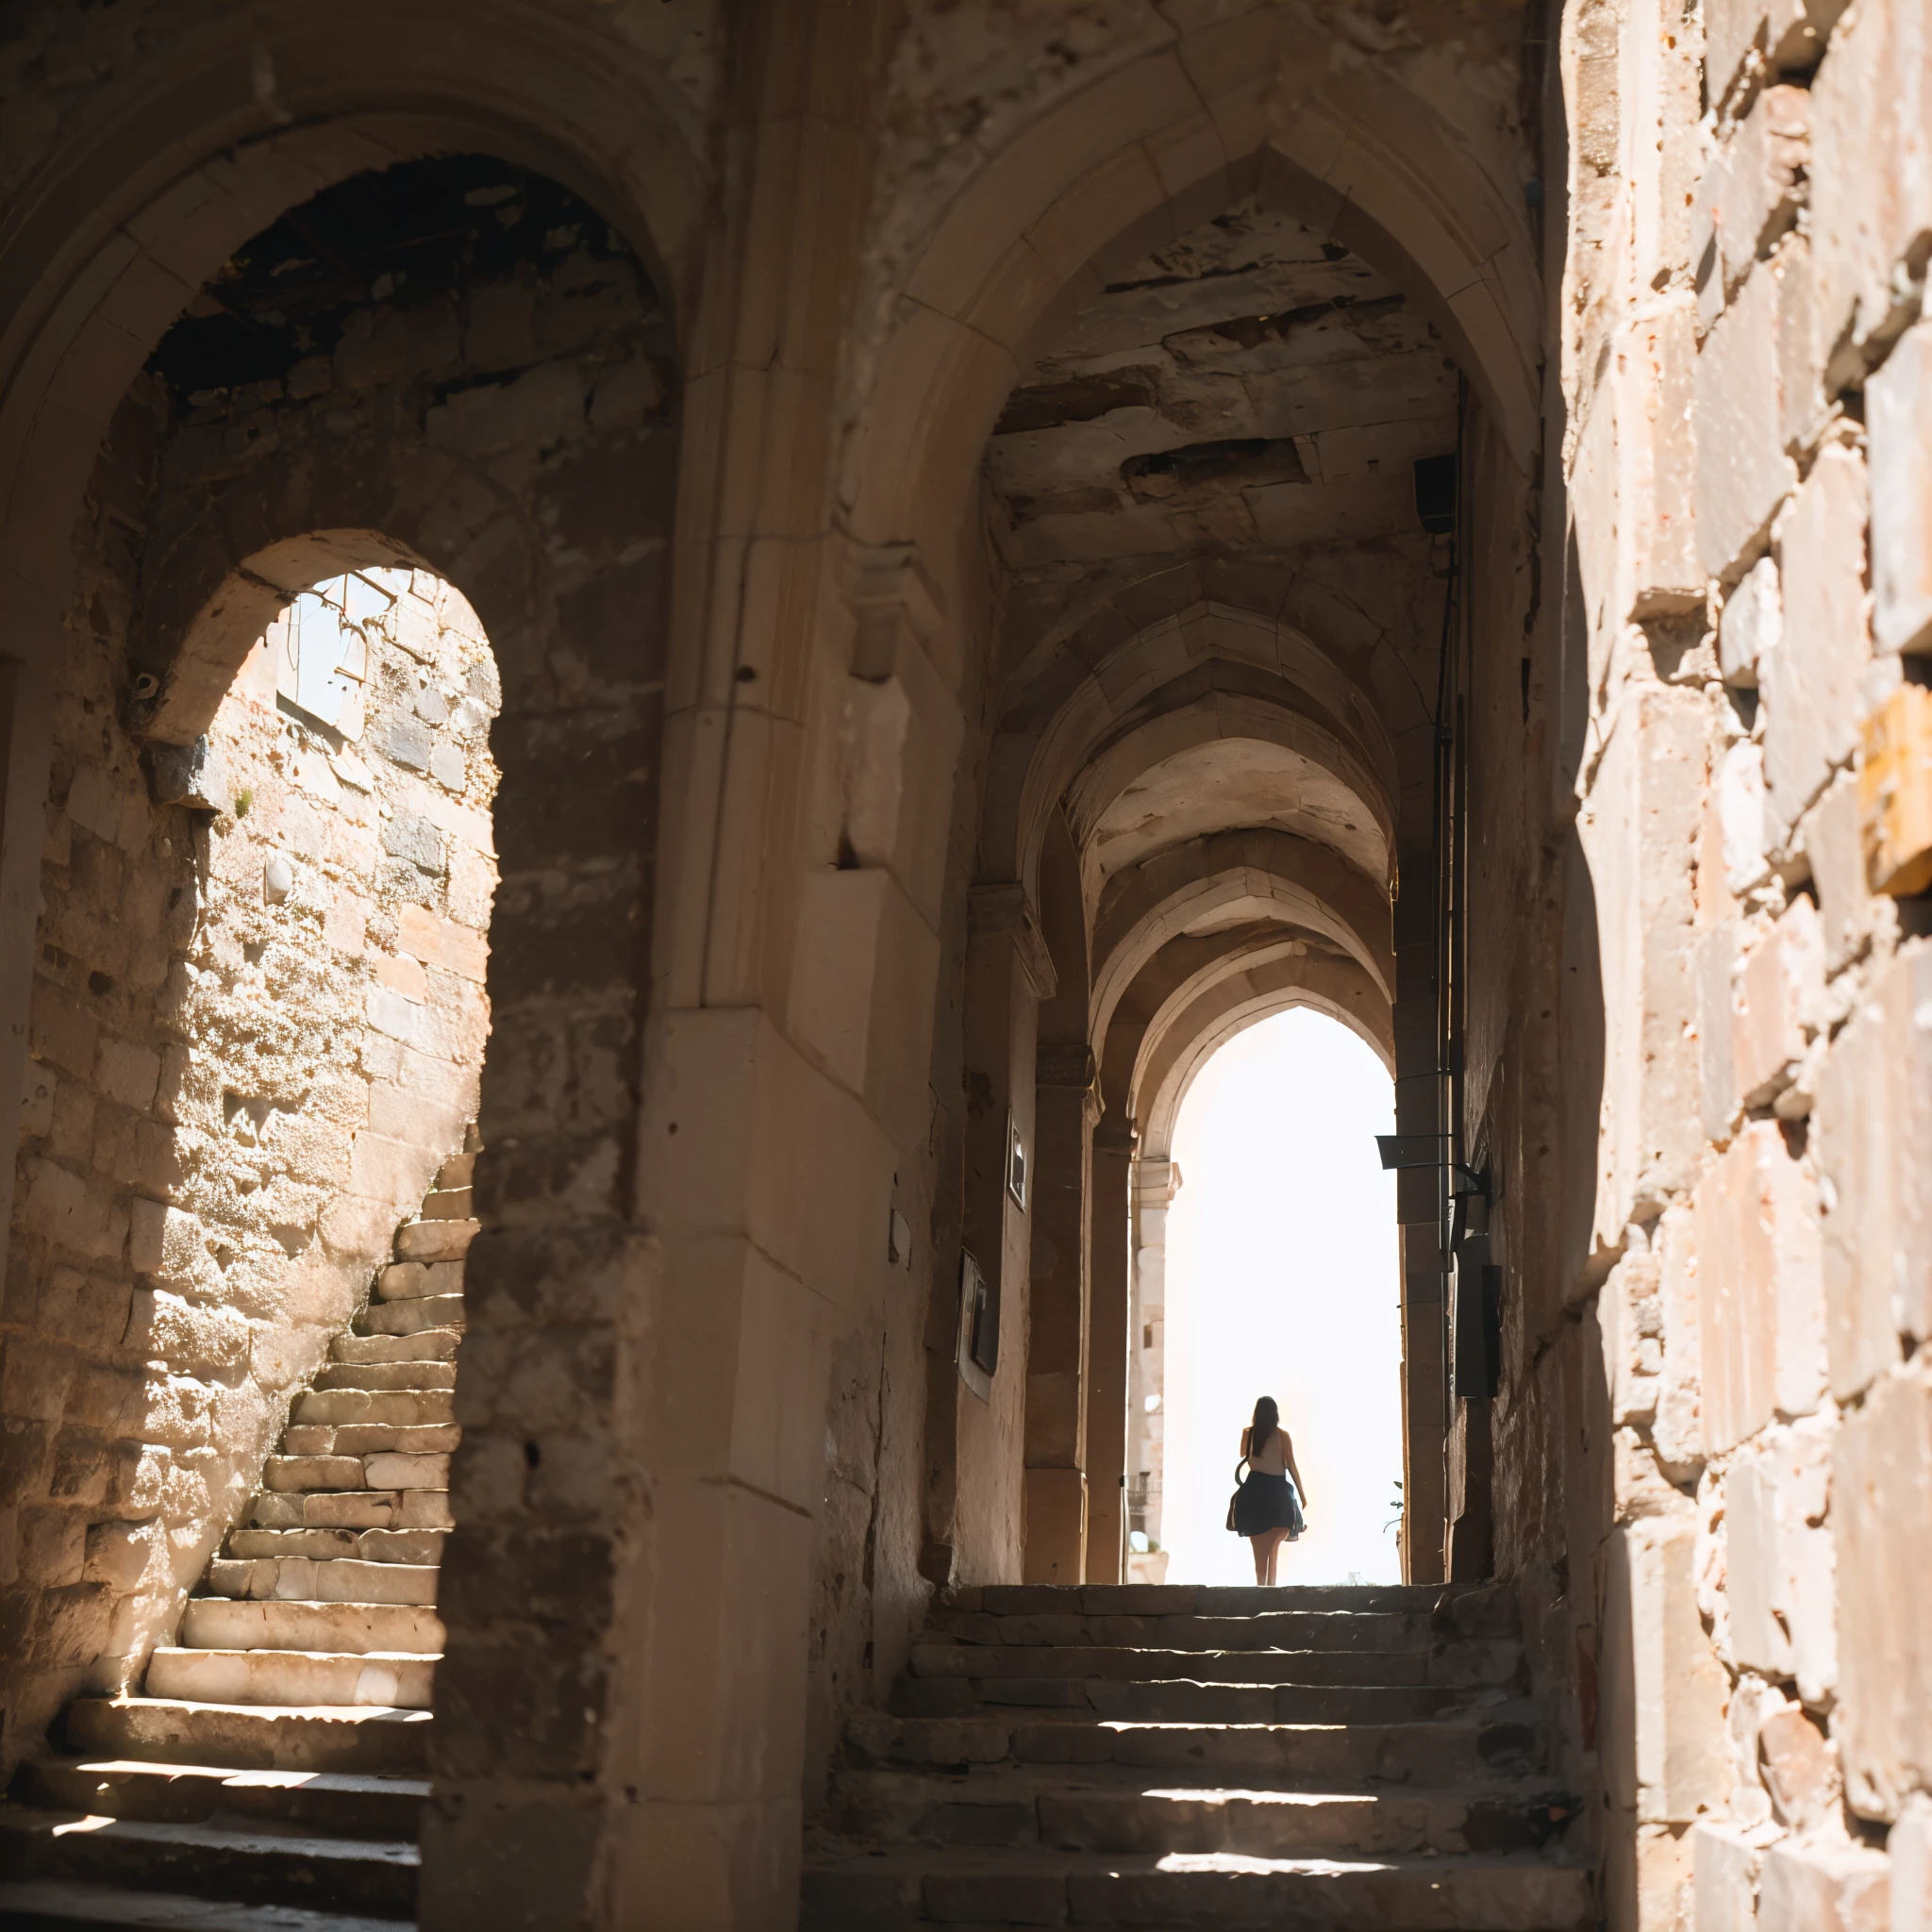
29, 979, 97, 1081
1603, 1513, 1731, 1825
1764, 443, 1872, 836
1726, 1429, 1837, 1698
1699, 920, 1745, 1143
1859, 684, 1932, 897
1834, 1357, 1932, 1819
1604, 1249, 1666, 1427
1695, 1122, 1825, 1452
788, 867, 941, 1148
1695, 86, 1810, 324
123, 1291, 251, 1374
1621, 0, 1706, 295
1814, 943, 1932, 1396
1694, 1819, 1765, 1931
1869, 322, 1932, 655
373, 951, 427, 1003
1809, 0, 1932, 375
1734, 894, 1824, 1105
1578, 687, 1708, 1242
1656, 1206, 1707, 1475
396, 903, 488, 982
81, 1520, 158, 1594
1758, 1704, 1840, 1828
1775, 236, 1829, 458
1719, 740, 1771, 898
347, 1131, 435, 1208
1704, 0, 1847, 107
1722, 555, 1782, 687
395, 1219, 476, 1263
38, 1268, 134, 1355
1618, 298, 1705, 614
1726, 1676, 1789, 1826
1697, 264, 1799, 580
19, 1160, 129, 1265
1891, 1792, 1932, 1932
1801, 772, 1874, 972
1759, 1839, 1890, 1930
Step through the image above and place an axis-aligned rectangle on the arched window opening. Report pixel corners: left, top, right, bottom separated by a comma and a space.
1139, 1008, 1402, 1587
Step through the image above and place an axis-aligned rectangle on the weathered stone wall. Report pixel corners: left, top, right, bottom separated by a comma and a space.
4, 377, 498, 1764
1540, 0, 1932, 1916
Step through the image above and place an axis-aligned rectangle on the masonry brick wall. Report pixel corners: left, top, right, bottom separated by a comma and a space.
1552, 0, 1932, 1916
2, 406, 500, 1762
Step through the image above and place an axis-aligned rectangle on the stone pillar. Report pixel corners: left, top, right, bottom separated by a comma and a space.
951, 885, 1052, 1581
1127, 1158, 1179, 1568
1392, 894, 1447, 1583
1023, 1043, 1096, 1584
1085, 1118, 1134, 1584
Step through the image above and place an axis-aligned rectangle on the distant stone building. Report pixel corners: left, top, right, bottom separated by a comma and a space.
0, 3, 1924, 1927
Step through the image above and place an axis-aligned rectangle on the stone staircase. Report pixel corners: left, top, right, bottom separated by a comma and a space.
802, 1582, 1594, 1930
0, 1148, 476, 1929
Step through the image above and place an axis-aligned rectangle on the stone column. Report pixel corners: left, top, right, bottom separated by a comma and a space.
1085, 1117, 1134, 1584
1127, 1158, 1180, 1570
1393, 892, 1448, 1583
1023, 1043, 1096, 1584
950, 884, 1052, 1582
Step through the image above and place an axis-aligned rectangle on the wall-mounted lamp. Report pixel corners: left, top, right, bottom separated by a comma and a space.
1373, 1134, 1490, 1197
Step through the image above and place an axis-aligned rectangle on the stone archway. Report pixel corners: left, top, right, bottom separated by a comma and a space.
0, 148, 678, 1928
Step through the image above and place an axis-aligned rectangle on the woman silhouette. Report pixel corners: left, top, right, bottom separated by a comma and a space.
1233, 1395, 1307, 1584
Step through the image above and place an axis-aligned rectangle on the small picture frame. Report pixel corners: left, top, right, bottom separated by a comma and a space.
958, 1248, 995, 1398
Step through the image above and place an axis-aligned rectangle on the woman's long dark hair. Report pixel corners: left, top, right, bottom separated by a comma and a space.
1250, 1395, 1279, 1457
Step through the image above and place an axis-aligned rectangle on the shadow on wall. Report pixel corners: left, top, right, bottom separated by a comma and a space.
7, 542, 499, 1759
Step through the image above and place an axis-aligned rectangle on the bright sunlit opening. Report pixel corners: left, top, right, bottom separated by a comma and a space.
1158, 1008, 1403, 1587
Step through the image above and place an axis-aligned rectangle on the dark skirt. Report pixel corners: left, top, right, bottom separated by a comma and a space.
1234, 1471, 1305, 1539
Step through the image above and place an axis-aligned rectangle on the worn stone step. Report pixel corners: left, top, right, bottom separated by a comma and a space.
929, 1608, 1445, 1653
330, 1328, 459, 1366
66, 1699, 430, 1776
18, 1757, 429, 1839
825, 1767, 1551, 1858
283, 1423, 462, 1457
393, 1219, 477, 1262
894, 1677, 1480, 1726
374, 1258, 464, 1301
0, 1876, 408, 1930
907, 1642, 1519, 1690
844, 1713, 1545, 1784
799, 1844, 1592, 1930
250, 1491, 452, 1533
421, 1182, 474, 1218
352, 1295, 465, 1338
952, 1584, 1508, 1624
431, 1150, 475, 1191
262, 1456, 366, 1492
180, 1599, 442, 1657
206, 1557, 441, 1607
292, 1388, 456, 1426
145, 1648, 436, 1710
314, 1360, 458, 1392
263, 1454, 449, 1493
0, 1806, 417, 1919
227, 1527, 447, 1567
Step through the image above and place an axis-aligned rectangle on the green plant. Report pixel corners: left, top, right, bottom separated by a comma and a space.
233, 789, 253, 817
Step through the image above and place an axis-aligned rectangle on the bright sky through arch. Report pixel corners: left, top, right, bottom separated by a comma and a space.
1160, 1008, 1404, 1587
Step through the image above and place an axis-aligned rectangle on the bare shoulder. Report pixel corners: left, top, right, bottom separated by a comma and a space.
1239, 1426, 1252, 1455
